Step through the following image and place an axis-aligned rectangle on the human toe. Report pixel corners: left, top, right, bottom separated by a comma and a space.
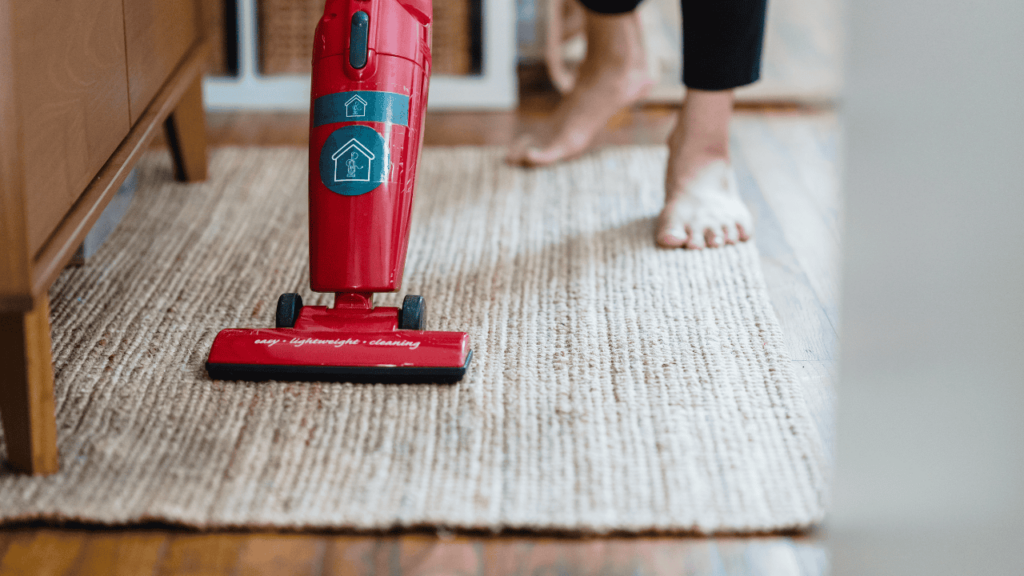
736, 210, 754, 240
656, 222, 689, 248
720, 224, 736, 245
704, 226, 721, 248
505, 136, 534, 165
523, 136, 586, 167
523, 145, 565, 167
685, 227, 707, 250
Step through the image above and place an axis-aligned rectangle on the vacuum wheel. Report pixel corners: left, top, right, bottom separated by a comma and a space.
398, 295, 426, 330
275, 293, 303, 328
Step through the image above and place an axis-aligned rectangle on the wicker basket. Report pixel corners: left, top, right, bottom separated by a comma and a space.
257, 0, 473, 75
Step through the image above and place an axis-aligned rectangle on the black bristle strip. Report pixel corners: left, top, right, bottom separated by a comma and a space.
206, 350, 472, 384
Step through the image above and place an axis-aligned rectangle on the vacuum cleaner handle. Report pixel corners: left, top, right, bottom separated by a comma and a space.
314, 0, 432, 78
307, 0, 433, 294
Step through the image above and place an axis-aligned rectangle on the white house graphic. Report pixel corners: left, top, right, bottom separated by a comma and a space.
331, 138, 375, 182
344, 95, 367, 118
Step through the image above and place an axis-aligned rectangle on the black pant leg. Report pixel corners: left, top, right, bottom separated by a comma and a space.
577, 0, 644, 14
681, 0, 768, 90
575, 0, 768, 90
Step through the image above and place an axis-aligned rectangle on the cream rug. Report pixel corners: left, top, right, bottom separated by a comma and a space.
0, 147, 826, 533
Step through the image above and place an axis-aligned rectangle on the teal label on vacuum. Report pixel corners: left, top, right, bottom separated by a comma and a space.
313, 91, 409, 127
319, 125, 389, 196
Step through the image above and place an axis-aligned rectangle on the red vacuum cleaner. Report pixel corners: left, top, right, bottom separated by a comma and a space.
207, 0, 472, 383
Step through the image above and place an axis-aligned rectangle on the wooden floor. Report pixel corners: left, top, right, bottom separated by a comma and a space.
0, 90, 839, 575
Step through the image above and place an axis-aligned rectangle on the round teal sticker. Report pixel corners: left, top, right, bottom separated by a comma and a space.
319, 125, 389, 196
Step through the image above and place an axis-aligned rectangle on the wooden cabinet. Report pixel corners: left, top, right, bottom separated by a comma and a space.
0, 0, 209, 474
124, 0, 201, 123
13, 0, 132, 255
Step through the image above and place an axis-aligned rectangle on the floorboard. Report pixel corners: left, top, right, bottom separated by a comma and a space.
0, 530, 86, 576
734, 149, 837, 363
234, 535, 326, 576
321, 536, 383, 576
1, 102, 839, 576
734, 117, 841, 334
74, 532, 168, 576
155, 533, 247, 576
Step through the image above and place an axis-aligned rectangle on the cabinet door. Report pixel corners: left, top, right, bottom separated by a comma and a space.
14, 0, 132, 255
123, 0, 200, 124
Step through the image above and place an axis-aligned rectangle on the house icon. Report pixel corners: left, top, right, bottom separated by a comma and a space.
331, 138, 375, 182
344, 95, 367, 118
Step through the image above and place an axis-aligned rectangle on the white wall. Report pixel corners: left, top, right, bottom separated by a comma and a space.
833, 0, 1024, 574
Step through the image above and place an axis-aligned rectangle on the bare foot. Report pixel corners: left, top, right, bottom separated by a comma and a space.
507, 11, 653, 167
657, 160, 753, 249
656, 89, 754, 249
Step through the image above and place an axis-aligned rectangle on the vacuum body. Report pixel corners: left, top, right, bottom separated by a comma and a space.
207, 0, 472, 383
309, 0, 429, 293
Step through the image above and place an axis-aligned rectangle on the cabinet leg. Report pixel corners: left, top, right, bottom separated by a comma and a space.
164, 75, 208, 182
0, 295, 59, 475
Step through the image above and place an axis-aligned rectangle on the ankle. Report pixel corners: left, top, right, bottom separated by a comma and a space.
665, 130, 732, 192
670, 90, 733, 143
669, 125, 729, 161
582, 13, 646, 72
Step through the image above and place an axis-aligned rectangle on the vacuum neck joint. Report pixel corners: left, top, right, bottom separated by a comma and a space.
333, 292, 375, 310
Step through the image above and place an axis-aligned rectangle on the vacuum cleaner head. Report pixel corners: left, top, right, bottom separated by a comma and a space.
207, 294, 471, 383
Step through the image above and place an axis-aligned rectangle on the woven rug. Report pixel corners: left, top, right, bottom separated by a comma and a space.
0, 147, 826, 533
